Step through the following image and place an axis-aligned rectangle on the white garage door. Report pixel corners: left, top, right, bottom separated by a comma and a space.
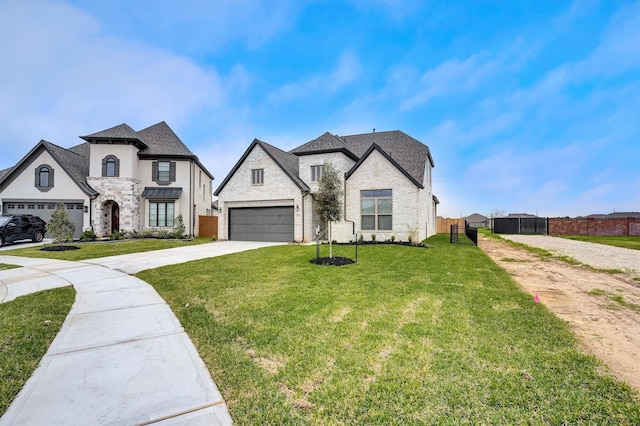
229, 206, 294, 242
3, 201, 84, 239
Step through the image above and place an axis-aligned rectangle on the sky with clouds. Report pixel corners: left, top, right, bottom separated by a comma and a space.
1, 0, 638, 218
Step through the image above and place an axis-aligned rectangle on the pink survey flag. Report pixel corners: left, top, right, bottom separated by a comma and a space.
534, 294, 540, 303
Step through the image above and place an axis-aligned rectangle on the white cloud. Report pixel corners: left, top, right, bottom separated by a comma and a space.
0, 0, 224, 167
401, 54, 499, 110
267, 51, 361, 104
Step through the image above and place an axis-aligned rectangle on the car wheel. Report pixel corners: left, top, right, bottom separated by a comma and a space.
33, 230, 44, 243
0, 235, 4, 246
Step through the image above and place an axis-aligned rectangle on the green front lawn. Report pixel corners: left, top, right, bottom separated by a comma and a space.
0, 237, 213, 261
0, 287, 75, 415
138, 235, 640, 424
562, 235, 640, 251
0, 263, 20, 271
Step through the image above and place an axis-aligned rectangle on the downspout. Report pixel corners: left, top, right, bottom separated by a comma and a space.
301, 190, 308, 242
189, 160, 194, 236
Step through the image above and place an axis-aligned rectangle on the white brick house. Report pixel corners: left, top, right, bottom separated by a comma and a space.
214, 130, 438, 243
0, 122, 214, 238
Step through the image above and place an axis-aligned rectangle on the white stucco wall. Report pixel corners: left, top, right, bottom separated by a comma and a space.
216, 145, 305, 241
89, 144, 139, 178
0, 151, 91, 230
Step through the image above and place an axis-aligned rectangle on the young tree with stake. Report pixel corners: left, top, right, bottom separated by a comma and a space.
313, 162, 343, 258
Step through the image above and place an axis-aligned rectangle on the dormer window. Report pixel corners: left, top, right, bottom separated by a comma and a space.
35, 164, 54, 192
102, 155, 120, 177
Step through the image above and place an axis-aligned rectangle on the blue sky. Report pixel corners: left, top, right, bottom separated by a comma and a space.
1, 0, 638, 218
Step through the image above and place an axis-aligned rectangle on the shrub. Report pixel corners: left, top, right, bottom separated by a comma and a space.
79, 229, 97, 242
172, 214, 186, 239
157, 229, 170, 239
109, 230, 125, 240
391, 235, 396, 242
371, 234, 376, 241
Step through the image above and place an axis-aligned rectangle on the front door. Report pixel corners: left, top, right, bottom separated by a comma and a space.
111, 203, 120, 233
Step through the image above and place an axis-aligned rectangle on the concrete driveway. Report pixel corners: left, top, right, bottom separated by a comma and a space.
0, 240, 283, 425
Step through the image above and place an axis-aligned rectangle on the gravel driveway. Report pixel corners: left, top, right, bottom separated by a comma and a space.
500, 235, 640, 274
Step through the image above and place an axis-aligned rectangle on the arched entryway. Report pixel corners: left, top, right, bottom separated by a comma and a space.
102, 200, 120, 235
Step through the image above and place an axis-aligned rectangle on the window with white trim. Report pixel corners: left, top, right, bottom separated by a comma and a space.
149, 201, 174, 227
311, 165, 325, 182
361, 189, 392, 231
251, 168, 264, 185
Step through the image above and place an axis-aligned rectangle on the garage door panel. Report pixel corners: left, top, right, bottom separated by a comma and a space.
229, 207, 293, 242
3, 201, 84, 239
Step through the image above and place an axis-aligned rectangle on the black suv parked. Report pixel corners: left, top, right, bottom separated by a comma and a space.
0, 215, 47, 246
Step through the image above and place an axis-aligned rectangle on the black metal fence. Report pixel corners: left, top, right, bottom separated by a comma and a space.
450, 223, 478, 246
493, 217, 548, 235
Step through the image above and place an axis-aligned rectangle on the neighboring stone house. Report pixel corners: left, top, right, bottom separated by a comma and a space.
214, 130, 438, 243
0, 122, 214, 238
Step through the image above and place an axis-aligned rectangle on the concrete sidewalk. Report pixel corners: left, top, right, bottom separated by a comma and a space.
0, 241, 282, 425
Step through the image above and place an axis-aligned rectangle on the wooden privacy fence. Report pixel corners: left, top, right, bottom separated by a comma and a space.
198, 215, 218, 238
437, 218, 464, 234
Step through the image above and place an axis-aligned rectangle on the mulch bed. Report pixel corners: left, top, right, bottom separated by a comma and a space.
40, 245, 80, 251
310, 256, 356, 266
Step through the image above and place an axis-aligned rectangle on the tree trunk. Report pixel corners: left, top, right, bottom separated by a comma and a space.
329, 221, 333, 258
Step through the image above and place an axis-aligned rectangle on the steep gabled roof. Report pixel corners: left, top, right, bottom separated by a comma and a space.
137, 121, 193, 157
289, 130, 434, 186
290, 132, 358, 160
0, 139, 97, 196
82, 121, 213, 180
341, 130, 434, 185
345, 143, 424, 189
214, 139, 309, 196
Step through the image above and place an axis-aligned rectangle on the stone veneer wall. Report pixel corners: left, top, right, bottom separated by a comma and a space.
87, 177, 141, 236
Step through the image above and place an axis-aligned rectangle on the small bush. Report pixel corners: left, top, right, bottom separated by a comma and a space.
109, 230, 125, 240
157, 229, 170, 239
391, 235, 396, 242
371, 234, 377, 241
79, 230, 97, 242
172, 214, 186, 239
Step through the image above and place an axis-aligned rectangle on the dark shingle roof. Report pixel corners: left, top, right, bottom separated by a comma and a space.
214, 139, 309, 196
137, 121, 193, 157
1, 122, 212, 195
0, 140, 97, 196
0, 167, 13, 181
81, 121, 213, 179
258, 140, 308, 191
216, 129, 435, 195
81, 123, 141, 141
581, 212, 640, 219
290, 130, 434, 186
340, 131, 433, 184
290, 132, 357, 159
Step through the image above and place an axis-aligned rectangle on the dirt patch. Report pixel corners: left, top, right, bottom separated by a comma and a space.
479, 234, 640, 391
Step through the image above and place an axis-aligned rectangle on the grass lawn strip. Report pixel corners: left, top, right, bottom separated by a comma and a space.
0, 287, 75, 415
139, 235, 640, 424
0, 237, 212, 261
0, 263, 21, 271
563, 235, 640, 251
